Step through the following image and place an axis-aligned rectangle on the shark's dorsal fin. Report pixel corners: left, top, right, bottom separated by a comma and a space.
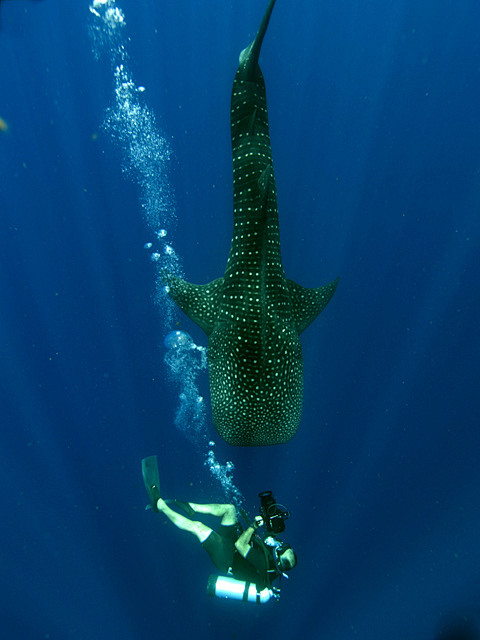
161, 271, 224, 336
257, 163, 273, 203
287, 277, 339, 334
248, 106, 258, 135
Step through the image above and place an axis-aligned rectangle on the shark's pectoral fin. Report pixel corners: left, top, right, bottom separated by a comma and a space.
287, 277, 339, 334
161, 270, 224, 336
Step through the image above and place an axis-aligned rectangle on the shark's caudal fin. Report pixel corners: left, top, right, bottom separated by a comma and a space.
239, 0, 277, 78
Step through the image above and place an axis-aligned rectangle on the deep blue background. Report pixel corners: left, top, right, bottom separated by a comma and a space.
1, 0, 479, 638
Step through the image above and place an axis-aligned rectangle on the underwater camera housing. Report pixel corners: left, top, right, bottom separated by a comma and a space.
259, 491, 290, 535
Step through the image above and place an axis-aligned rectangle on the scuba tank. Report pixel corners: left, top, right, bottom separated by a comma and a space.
207, 574, 279, 604
207, 495, 289, 604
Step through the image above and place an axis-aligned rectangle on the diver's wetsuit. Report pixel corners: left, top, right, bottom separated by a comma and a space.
202, 524, 277, 589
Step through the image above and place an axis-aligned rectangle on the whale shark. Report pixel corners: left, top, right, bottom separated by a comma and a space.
162, 0, 338, 446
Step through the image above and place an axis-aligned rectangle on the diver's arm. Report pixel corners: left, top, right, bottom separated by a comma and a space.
235, 517, 263, 558
235, 527, 255, 558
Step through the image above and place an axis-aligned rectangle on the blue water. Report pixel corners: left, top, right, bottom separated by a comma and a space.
1, 0, 480, 638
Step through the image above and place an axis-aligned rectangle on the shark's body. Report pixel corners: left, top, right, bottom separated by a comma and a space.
163, 0, 338, 446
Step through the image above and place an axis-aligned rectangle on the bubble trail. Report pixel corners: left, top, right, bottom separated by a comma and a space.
89, 0, 243, 503
89, 0, 180, 329
162, 331, 243, 503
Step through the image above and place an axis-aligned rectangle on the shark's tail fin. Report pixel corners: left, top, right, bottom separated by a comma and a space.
239, 0, 277, 77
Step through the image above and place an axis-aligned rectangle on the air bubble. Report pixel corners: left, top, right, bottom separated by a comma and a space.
164, 330, 193, 350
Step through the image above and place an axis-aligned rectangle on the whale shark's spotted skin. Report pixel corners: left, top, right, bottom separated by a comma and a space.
162, 0, 338, 446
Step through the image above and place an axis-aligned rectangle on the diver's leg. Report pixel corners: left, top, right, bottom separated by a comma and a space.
187, 503, 237, 525
157, 498, 212, 543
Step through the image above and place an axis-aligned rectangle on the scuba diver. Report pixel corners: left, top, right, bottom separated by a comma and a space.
142, 456, 297, 603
